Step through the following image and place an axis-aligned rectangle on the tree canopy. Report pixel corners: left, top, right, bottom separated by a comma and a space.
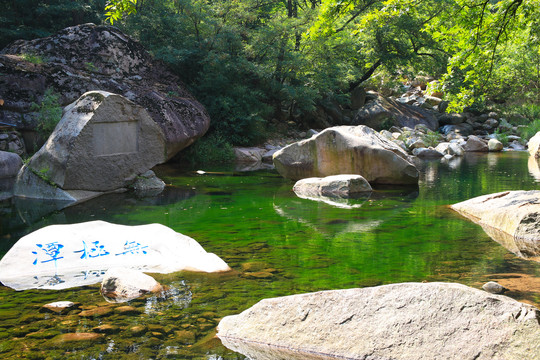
1, 0, 539, 144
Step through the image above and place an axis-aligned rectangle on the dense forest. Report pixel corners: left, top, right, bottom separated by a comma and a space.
1, 0, 539, 149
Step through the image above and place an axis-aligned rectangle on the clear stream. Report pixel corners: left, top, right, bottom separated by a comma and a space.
0, 152, 539, 359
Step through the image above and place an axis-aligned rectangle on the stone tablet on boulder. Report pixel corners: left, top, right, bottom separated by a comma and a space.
0, 220, 231, 290
0, 23, 210, 159
218, 282, 540, 360
14, 91, 166, 201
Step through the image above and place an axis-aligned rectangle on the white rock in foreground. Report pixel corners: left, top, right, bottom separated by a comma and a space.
0, 221, 230, 290
218, 282, 540, 360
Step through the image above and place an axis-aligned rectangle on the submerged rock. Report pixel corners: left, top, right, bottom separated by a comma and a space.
0, 220, 231, 290
218, 282, 540, 360
451, 190, 540, 261
100, 267, 163, 303
273, 125, 419, 184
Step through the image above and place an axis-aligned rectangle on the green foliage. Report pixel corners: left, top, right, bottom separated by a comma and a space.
30, 89, 62, 139
423, 130, 443, 147
494, 129, 509, 146
519, 119, 540, 141
20, 53, 45, 64
105, 0, 137, 24
180, 132, 235, 166
0, 0, 105, 49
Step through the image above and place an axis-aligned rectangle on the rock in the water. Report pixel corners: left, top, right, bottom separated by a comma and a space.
0, 151, 22, 178
41, 301, 77, 314
293, 175, 372, 200
234, 147, 266, 163
412, 147, 444, 158
100, 267, 162, 303
0, 24, 209, 159
527, 132, 540, 157
463, 135, 488, 152
482, 281, 508, 294
14, 91, 166, 199
273, 125, 419, 184
451, 191, 540, 261
353, 96, 438, 131
218, 282, 540, 360
0, 220, 231, 290
132, 170, 166, 197
488, 138, 504, 152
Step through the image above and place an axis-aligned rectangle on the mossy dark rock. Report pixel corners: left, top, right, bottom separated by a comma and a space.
0, 23, 209, 159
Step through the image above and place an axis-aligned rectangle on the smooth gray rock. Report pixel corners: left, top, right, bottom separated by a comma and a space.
463, 135, 488, 152
273, 125, 419, 184
412, 147, 444, 158
234, 147, 266, 163
15, 91, 166, 198
488, 138, 504, 152
482, 281, 508, 294
132, 170, 166, 197
293, 175, 372, 200
218, 282, 540, 360
100, 267, 162, 303
0, 150, 22, 178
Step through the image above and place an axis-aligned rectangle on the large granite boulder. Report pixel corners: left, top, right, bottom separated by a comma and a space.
14, 91, 166, 200
0, 23, 209, 159
273, 125, 419, 184
218, 282, 540, 360
451, 191, 540, 261
0, 220, 231, 290
352, 96, 438, 131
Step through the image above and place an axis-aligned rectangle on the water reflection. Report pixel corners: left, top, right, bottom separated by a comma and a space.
480, 224, 540, 262
274, 185, 418, 236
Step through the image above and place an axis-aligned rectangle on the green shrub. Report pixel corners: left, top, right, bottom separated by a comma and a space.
20, 53, 45, 64
519, 119, 540, 141
30, 88, 62, 139
494, 129, 509, 146
423, 130, 443, 147
180, 132, 235, 166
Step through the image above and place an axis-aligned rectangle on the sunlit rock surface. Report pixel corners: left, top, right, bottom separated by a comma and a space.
218, 283, 540, 360
273, 125, 419, 184
100, 267, 163, 303
293, 175, 372, 202
451, 190, 540, 261
0, 221, 231, 290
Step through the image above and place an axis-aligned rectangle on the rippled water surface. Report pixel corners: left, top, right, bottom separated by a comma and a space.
1, 152, 539, 359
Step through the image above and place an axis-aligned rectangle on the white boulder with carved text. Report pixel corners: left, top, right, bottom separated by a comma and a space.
0, 221, 230, 290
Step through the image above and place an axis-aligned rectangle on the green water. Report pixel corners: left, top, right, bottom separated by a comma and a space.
1, 152, 539, 359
